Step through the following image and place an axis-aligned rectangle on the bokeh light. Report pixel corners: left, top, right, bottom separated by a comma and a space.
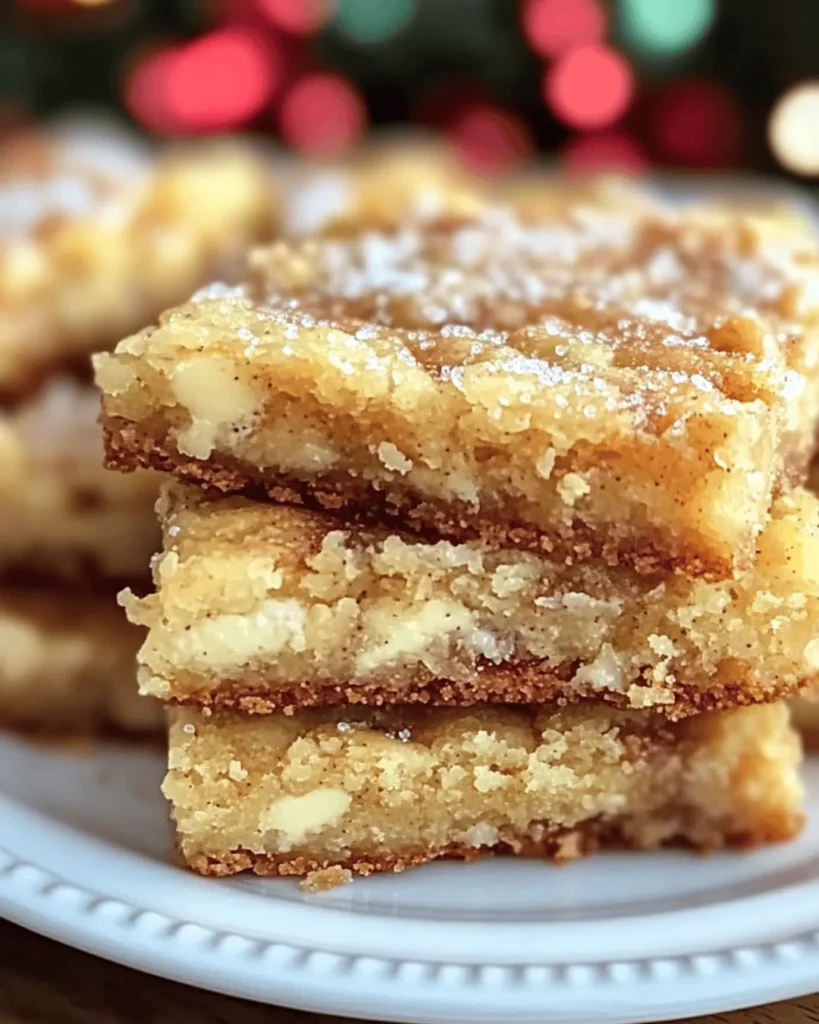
167, 29, 278, 131
125, 48, 179, 134
522, 0, 606, 59
650, 79, 742, 167
544, 44, 634, 130
451, 104, 533, 176
769, 82, 819, 176
563, 131, 649, 174
279, 73, 367, 156
619, 0, 715, 56
126, 29, 278, 134
257, 0, 329, 34
334, 0, 417, 43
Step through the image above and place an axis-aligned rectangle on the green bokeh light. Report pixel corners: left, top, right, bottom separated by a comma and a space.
335, 0, 417, 44
618, 0, 715, 55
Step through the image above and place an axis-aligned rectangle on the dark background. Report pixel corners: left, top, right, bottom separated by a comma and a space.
1, 0, 818, 183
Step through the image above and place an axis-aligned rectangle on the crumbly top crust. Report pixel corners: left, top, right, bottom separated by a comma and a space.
159, 208, 817, 432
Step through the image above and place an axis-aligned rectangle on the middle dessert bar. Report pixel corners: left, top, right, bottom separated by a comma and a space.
125, 482, 819, 718
97, 208, 819, 579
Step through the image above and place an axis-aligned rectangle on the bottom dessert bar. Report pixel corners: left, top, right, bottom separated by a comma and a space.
165, 702, 803, 881
0, 587, 159, 735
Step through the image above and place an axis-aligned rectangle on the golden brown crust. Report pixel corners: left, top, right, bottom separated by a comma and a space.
103, 417, 732, 577
166, 665, 806, 722
182, 814, 805, 878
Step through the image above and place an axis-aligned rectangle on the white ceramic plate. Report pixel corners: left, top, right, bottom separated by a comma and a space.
3, 733, 819, 1022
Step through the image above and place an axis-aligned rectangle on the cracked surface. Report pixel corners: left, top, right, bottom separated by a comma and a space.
166, 702, 804, 879
98, 206, 819, 578
125, 483, 819, 717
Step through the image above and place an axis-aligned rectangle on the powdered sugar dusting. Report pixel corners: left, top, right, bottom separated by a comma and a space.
179, 204, 819, 430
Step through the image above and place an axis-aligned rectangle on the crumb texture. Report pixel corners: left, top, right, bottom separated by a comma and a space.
126, 482, 819, 715
165, 702, 803, 877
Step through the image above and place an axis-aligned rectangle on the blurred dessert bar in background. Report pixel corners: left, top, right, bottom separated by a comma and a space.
0, 129, 278, 399
0, 588, 153, 734
0, 126, 279, 736
0, 377, 159, 581
281, 137, 488, 236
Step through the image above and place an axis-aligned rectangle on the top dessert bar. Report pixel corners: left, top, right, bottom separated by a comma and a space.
0, 130, 277, 397
96, 206, 819, 578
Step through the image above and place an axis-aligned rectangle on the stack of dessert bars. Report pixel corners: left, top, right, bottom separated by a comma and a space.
97, 201, 819, 887
0, 127, 277, 734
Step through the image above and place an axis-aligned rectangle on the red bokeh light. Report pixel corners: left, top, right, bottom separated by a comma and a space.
522, 0, 606, 59
168, 29, 278, 131
544, 44, 634, 130
258, 0, 328, 34
279, 73, 367, 156
562, 131, 649, 174
125, 47, 179, 134
649, 80, 743, 167
451, 104, 534, 176
125, 29, 279, 134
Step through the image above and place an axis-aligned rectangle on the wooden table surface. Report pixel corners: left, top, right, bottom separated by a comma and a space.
1, 919, 817, 1024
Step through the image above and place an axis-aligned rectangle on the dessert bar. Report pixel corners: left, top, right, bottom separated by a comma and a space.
126, 483, 819, 718
97, 208, 819, 578
0, 132, 277, 397
0, 587, 157, 734
0, 377, 159, 580
165, 702, 803, 879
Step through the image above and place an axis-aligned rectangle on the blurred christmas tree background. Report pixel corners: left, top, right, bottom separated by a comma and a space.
3, 0, 819, 182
